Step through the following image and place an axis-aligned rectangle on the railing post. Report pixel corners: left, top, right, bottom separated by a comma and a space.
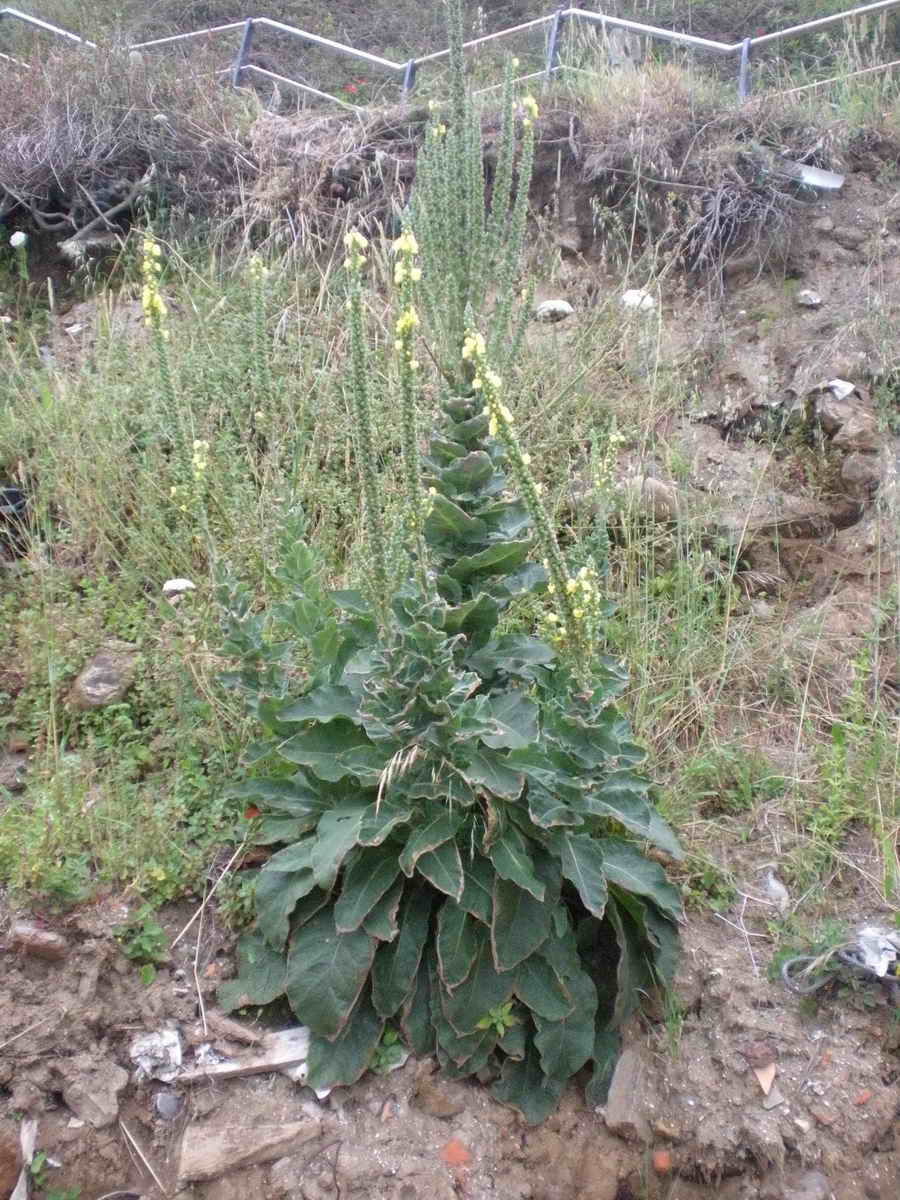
545, 3, 566, 77
737, 36, 751, 101
401, 57, 417, 98
232, 17, 254, 88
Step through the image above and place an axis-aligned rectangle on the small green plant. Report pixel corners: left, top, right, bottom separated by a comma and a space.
369, 1026, 407, 1074
217, 0, 680, 1125
682, 744, 786, 816
114, 903, 169, 980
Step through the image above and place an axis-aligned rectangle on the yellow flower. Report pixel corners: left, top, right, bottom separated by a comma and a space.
392, 231, 419, 256
472, 377, 483, 390
522, 95, 539, 120
488, 415, 499, 437
410, 266, 422, 282
521, 453, 531, 466
566, 579, 577, 594
344, 229, 369, 252
498, 402, 512, 422
546, 612, 559, 624
486, 370, 503, 392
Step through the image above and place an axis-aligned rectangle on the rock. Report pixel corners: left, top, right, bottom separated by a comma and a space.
9, 921, 68, 961
841, 451, 883, 498
832, 225, 868, 250
814, 390, 879, 451
130, 1028, 183, 1082
0, 1122, 21, 1200
155, 1091, 183, 1120
177, 1120, 321, 1185
618, 475, 681, 521
795, 288, 822, 308
783, 1169, 830, 1200
162, 578, 196, 598
62, 1056, 129, 1128
68, 640, 138, 711
603, 1047, 653, 1142
0, 752, 27, 794
534, 299, 574, 323
411, 1076, 467, 1119
832, 411, 880, 453
812, 216, 834, 233
621, 288, 656, 312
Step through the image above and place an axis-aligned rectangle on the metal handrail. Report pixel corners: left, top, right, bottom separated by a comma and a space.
3, 2, 900, 104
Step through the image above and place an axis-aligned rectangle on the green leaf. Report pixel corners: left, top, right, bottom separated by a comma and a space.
232, 774, 330, 824
533, 964, 597, 1083
254, 816, 317, 845
585, 1031, 621, 1107
371, 888, 433, 1018
458, 854, 494, 924
285, 909, 375, 1037
491, 877, 551, 971
491, 1042, 564, 1124
417, 838, 464, 900
435, 1016, 496, 1072
362, 876, 404, 942
467, 634, 554, 680
441, 928, 515, 1036
398, 809, 462, 877
357, 799, 412, 847
334, 850, 401, 933
277, 685, 361, 724
426, 492, 488, 539
449, 540, 531, 582
305, 990, 383, 1090
463, 748, 524, 800
400, 959, 434, 1056
311, 805, 368, 889
218, 930, 286, 1011
597, 838, 682, 924
436, 901, 479, 989
606, 896, 654, 1028
556, 832, 608, 919
526, 783, 581, 829
279, 721, 380, 782
514, 952, 573, 1021
481, 691, 539, 750
489, 827, 545, 900
580, 772, 683, 860
498, 1022, 527, 1059
255, 864, 318, 951
438, 450, 495, 493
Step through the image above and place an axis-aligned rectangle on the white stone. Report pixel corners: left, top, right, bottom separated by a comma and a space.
795, 288, 822, 308
620, 288, 656, 312
534, 298, 574, 323
163, 578, 197, 598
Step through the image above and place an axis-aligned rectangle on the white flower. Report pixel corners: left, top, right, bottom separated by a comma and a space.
10, 232, 27, 249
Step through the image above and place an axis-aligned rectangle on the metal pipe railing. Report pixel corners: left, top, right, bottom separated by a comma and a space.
2, 3, 900, 105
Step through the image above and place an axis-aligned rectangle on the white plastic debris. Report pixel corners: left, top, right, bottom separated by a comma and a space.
534, 298, 574, 323
10, 1118, 37, 1200
855, 925, 900, 978
795, 289, 822, 309
762, 868, 790, 917
824, 379, 856, 401
621, 288, 656, 313
162, 578, 196, 598
130, 1028, 183, 1082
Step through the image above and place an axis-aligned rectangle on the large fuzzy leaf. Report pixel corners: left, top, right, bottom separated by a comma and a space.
371, 888, 433, 1017
311, 805, 369, 889
533, 960, 597, 1083
480, 691, 539, 750
279, 721, 382, 782
441, 927, 515, 1035
491, 876, 551, 971
400, 958, 434, 1057
254, 861, 318, 950
218, 930, 286, 1012
491, 1043, 565, 1125
555, 831, 608, 919
513, 952, 573, 1021
463, 748, 524, 799
285, 909, 375, 1037
437, 901, 479, 989
467, 634, 555, 681
398, 809, 462, 877
305, 989, 383, 1091
580, 771, 682, 860
362, 876, 404, 942
597, 838, 682, 924
448, 540, 531, 582
526, 783, 581, 829
278, 685, 361, 724
334, 849, 401, 933
458, 853, 495, 924
489, 827, 545, 900
417, 838, 464, 901
357, 799, 412, 847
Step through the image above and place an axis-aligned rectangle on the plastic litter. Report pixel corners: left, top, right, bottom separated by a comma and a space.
782, 924, 900, 997
130, 1029, 183, 1082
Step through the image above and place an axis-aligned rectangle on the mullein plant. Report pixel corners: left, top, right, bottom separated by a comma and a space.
141, 234, 177, 415
218, 0, 681, 1123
